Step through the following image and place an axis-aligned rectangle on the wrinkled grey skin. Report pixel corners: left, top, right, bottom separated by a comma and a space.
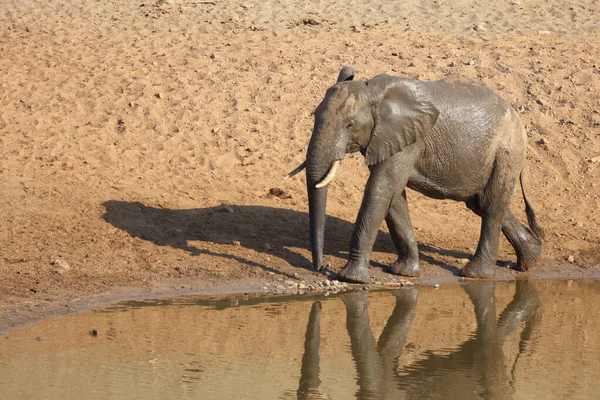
305, 66, 543, 283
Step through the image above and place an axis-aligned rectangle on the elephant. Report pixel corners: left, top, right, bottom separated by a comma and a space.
286, 66, 544, 283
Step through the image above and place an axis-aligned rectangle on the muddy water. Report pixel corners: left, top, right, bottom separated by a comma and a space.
1, 280, 598, 399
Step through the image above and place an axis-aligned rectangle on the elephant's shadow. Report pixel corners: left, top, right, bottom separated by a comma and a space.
101, 200, 471, 275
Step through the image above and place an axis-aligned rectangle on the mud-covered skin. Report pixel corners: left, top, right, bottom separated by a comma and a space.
305, 67, 543, 283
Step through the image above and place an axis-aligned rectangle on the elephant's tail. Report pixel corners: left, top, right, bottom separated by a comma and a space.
520, 172, 544, 241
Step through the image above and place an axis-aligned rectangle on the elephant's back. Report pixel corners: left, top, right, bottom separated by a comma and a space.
411, 78, 523, 200
426, 77, 513, 124
425, 76, 523, 149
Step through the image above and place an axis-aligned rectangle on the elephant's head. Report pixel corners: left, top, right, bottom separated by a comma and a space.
287, 67, 439, 271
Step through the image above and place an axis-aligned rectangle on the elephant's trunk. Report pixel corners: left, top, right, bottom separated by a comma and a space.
306, 121, 347, 271
307, 183, 328, 271
306, 147, 330, 272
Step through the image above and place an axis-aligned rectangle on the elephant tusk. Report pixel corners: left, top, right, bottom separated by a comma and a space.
315, 160, 340, 188
283, 161, 306, 180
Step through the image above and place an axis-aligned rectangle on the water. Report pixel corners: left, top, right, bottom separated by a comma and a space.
1, 280, 598, 399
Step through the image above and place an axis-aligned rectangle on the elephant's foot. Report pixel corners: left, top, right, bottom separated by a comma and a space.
460, 258, 495, 279
386, 257, 420, 277
514, 238, 542, 272
337, 260, 370, 284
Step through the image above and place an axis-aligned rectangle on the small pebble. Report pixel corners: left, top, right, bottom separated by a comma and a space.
433, 284, 440, 289
567, 255, 575, 263
51, 259, 70, 271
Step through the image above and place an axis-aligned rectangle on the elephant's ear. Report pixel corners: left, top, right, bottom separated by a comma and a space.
365, 77, 439, 166
337, 66, 356, 82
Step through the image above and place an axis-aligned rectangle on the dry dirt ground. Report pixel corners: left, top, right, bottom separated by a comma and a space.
1, 0, 599, 331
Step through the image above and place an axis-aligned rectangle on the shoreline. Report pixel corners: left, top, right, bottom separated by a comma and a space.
3, 263, 599, 334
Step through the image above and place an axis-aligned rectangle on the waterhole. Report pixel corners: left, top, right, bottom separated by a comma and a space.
1, 280, 598, 399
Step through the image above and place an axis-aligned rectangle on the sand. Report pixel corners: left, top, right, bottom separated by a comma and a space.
0, 0, 599, 330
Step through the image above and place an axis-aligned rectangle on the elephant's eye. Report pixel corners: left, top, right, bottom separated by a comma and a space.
346, 122, 355, 130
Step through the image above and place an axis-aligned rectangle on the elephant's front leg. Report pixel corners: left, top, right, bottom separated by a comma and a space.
338, 149, 418, 284
385, 190, 420, 277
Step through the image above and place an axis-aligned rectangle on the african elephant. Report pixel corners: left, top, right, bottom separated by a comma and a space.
286, 66, 543, 283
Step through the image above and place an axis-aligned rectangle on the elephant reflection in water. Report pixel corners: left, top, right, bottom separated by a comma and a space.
395, 281, 541, 400
293, 290, 417, 400
342, 288, 419, 399
296, 301, 328, 400
296, 281, 540, 399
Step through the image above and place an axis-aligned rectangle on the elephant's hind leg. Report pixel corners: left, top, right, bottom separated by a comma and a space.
501, 211, 542, 271
467, 203, 542, 272
385, 190, 420, 277
461, 155, 520, 279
